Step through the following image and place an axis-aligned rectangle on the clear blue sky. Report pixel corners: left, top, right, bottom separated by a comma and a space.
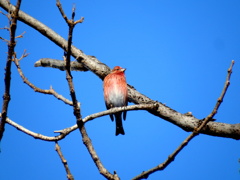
0, 0, 239, 179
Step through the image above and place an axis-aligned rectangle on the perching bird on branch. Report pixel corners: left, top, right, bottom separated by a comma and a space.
103, 66, 128, 136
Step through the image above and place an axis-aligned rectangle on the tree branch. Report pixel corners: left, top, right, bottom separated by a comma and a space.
2, 114, 70, 141
55, 142, 74, 180
2, 104, 157, 140
34, 58, 88, 71
0, 0, 21, 141
56, 1, 81, 120
132, 60, 235, 180
13, 55, 74, 106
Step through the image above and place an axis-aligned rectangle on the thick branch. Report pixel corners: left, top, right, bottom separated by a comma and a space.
0, 0, 21, 141
0, 0, 239, 139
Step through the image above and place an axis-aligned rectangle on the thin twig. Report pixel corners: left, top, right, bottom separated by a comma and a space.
17, 49, 29, 60
13, 56, 74, 106
4, 114, 73, 141
74, 17, 84, 25
132, 60, 235, 180
0, 10, 8, 17
0, 0, 22, 141
3, 104, 159, 141
55, 142, 74, 180
56, 0, 68, 24
56, 0, 84, 25
15, 31, 25, 39
56, 0, 81, 119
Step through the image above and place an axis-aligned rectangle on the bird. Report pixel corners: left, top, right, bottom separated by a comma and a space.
103, 66, 128, 136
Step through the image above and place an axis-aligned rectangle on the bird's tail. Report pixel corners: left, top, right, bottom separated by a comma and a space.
115, 112, 125, 136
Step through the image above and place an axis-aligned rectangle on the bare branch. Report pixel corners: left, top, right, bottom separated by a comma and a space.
83, 104, 158, 123
56, 0, 84, 26
34, 58, 88, 71
206, 60, 234, 118
56, 0, 68, 23
3, 104, 158, 141
0, 36, 10, 44
3, 114, 69, 141
132, 60, 235, 180
0, 0, 22, 141
13, 57, 74, 106
57, 0, 81, 120
78, 121, 120, 180
55, 142, 74, 180
0, 10, 8, 17
74, 17, 84, 25
15, 30, 25, 39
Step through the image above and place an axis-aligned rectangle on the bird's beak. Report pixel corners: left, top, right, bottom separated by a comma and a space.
121, 68, 126, 72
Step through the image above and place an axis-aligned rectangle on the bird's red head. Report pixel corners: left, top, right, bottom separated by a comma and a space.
112, 66, 126, 73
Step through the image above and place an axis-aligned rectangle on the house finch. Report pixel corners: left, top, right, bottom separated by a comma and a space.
103, 66, 128, 136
